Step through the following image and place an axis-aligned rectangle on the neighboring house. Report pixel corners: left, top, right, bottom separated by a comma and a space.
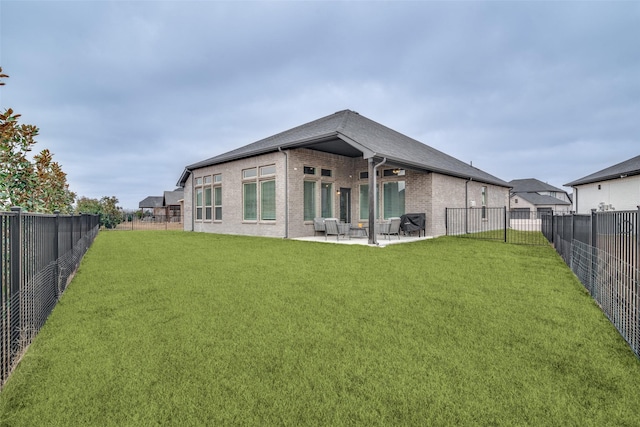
138, 188, 184, 221
177, 109, 510, 239
509, 178, 572, 217
565, 154, 640, 214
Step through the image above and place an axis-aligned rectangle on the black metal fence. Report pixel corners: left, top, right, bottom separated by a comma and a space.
111, 214, 183, 231
1, 208, 99, 387
543, 209, 639, 357
445, 207, 549, 245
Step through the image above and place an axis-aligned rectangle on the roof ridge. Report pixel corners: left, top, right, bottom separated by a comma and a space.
335, 109, 356, 132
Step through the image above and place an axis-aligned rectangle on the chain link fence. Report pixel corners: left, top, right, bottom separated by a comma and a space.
1, 208, 99, 388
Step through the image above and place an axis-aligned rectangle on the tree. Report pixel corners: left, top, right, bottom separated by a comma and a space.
0, 67, 75, 213
76, 196, 123, 229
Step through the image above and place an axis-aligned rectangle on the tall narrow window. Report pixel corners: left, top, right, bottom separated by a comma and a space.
359, 184, 369, 220
481, 186, 487, 219
359, 184, 380, 220
204, 186, 212, 220
383, 181, 405, 218
303, 181, 316, 221
243, 182, 257, 221
214, 186, 222, 220
261, 180, 276, 220
321, 182, 333, 218
213, 174, 222, 220
195, 187, 203, 220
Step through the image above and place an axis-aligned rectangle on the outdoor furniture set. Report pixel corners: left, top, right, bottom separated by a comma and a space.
314, 217, 403, 241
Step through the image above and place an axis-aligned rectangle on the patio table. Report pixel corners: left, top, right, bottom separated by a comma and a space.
350, 224, 368, 238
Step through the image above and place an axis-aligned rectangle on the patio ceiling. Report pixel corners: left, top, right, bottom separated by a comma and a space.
298, 137, 364, 158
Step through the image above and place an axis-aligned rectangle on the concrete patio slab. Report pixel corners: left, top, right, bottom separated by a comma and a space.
292, 234, 433, 247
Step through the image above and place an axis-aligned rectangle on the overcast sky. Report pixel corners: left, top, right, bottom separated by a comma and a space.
1, 1, 639, 210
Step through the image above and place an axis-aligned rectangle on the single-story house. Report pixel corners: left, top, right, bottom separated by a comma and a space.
138, 188, 184, 221
565, 154, 640, 214
177, 110, 510, 241
509, 178, 572, 217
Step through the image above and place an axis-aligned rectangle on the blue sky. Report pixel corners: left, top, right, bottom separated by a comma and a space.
1, 1, 639, 209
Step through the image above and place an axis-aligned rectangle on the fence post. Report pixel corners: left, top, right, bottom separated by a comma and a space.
503, 206, 507, 243
636, 206, 640, 355
591, 209, 597, 248
445, 208, 448, 235
54, 211, 60, 299
9, 207, 22, 353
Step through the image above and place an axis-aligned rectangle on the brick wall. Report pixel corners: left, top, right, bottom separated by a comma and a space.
182, 147, 510, 239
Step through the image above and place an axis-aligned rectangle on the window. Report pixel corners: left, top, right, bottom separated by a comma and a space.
359, 184, 369, 220
213, 174, 222, 183
204, 186, 212, 220
481, 186, 487, 219
304, 166, 316, 175
359, 171, 368, 180
260, 165, 276, 176
359, 184, 380, 220
214, 186, 222, 220
204, 176, 212, 184
243, 165, 275, 222
383, 169, 405, 177
261, 180, 276, 220
321, 168, 332, 177
243, 168, 257, 179
195, 187, 203, 220
303, 181, 316, 221
321, 182, 333, 218
195, 177, 203, 186
243, 182, 257, 221
383, 181, 405, 218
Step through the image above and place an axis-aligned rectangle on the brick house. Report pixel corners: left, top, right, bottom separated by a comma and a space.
177, 110, 510, 240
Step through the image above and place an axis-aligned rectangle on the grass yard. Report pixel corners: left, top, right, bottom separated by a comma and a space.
1, 232, 640, 425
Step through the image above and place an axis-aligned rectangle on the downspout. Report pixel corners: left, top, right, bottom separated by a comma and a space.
368, 157, 387, 245
465, 178, 472, 234
278, 147, 289, 238
190, 172, 195, 231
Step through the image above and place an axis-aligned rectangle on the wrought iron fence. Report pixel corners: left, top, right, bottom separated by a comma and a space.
111, 214, 183, 231
543, 209, 639, 357
1, 208, 99, 388
445, 207, 549, 245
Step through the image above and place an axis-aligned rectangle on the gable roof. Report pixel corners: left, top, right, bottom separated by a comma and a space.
178, 110, 509, 187
509, 178, 566, 194
515, 192, 571, 206
565, 154, 640, 186
163, 189, 183, 206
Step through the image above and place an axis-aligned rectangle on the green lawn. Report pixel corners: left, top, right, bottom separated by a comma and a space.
1, 231, 640, 426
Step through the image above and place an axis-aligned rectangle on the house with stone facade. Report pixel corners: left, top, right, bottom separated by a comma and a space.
177, 110, 510, 241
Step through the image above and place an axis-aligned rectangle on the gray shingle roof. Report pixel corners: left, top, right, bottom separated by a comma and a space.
139, 196, 164, 209
515, 192, 571, 206
163, 189, 183, 206
179, 110, 509, 187
566, 154, 640, 186
509, 178, 565, 193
